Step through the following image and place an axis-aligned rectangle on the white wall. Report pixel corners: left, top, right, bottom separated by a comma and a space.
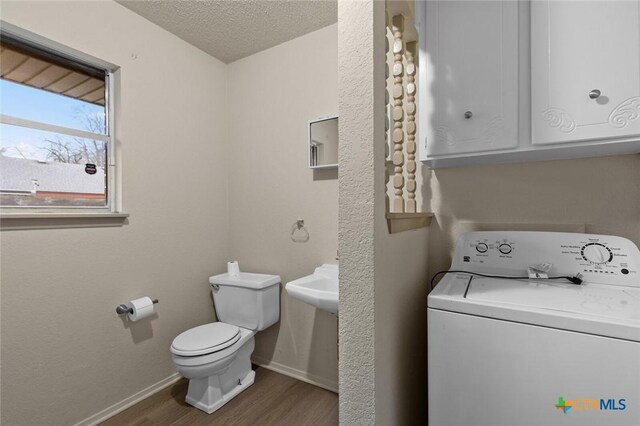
338, 1, 430, 424
427, 154, 640, 279
0, 2, 229, 424
338, 1, 378, 421
226, 24, 339, 391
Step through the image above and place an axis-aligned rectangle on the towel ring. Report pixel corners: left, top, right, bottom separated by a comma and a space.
290, 219, 310, 243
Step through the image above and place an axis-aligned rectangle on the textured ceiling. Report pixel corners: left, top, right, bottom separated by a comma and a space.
117, 0, 337, 63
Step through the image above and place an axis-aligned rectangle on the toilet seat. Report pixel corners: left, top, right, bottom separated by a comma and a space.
170, 322, 241, 356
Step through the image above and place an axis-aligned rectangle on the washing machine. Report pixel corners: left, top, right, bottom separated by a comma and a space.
428, 231, 640, 426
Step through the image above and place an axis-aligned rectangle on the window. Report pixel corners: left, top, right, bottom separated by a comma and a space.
0, 31, 116, 211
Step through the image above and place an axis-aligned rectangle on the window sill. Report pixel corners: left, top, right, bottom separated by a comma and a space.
0, 212, 129, 230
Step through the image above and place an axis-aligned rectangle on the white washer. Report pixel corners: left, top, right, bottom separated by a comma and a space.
428, 231, 640, 426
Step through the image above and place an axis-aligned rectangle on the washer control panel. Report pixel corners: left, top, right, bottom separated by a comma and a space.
471, 237, 518, 257
453, 231, 640, 287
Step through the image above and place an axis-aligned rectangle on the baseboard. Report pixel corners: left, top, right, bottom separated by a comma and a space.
252, 356, 338, 394
75, 360, 336, 425
74, 372, 181, 426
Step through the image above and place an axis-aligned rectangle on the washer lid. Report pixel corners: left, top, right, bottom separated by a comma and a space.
428, 274, 640, 342
467, 278, 640, 322
170, 323, 241, 356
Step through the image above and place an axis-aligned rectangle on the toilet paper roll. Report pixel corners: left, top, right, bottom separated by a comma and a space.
227, 261, 240, 277
128, 297, 154, 321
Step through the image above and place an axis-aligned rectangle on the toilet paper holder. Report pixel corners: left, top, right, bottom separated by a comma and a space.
116, 299, 158, 315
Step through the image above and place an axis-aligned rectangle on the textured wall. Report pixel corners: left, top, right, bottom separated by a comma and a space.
226, 24, 339, 391
338, 0, 431, 424
338, 0, 378, 423
0, 2, 229, 425
427, 154, 640, 279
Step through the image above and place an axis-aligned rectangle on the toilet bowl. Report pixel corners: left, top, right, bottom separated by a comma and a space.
171, 324, 256, 413
170, 271, 280, 414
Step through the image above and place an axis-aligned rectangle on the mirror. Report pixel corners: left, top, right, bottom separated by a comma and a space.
309, 116, 338, 169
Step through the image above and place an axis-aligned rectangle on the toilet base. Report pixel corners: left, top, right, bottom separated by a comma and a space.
185, 369, 255, 414
181, 333, 256, 414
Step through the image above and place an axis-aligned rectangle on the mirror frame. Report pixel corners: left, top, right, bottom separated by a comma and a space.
308, 115, 338, 169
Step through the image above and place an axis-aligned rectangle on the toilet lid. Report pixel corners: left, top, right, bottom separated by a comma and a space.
170, 323, 241, 356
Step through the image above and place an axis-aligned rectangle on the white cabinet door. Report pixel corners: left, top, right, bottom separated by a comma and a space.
531, 0, 640, 145
424, 1, 518, 157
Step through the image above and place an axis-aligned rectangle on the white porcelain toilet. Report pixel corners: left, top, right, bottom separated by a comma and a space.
170, 271, 280, 414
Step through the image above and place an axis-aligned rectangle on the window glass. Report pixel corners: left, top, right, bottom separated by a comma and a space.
0, 123, 106, 207
0, 79, 106, 134
0, 35, 111, 210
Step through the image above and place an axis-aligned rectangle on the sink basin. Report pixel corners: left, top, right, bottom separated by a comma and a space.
285, 264, 338, 315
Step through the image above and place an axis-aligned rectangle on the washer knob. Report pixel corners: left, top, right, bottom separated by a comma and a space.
498, 243, 512, 254
476, 243, 488, 253
582, 243, 612, 264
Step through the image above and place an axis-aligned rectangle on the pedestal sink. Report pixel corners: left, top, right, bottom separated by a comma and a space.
285, 264, 338, 315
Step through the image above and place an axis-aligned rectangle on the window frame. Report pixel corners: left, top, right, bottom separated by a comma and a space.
0, 22, 120, 215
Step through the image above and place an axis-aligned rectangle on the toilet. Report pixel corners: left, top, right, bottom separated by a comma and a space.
170, 271, 280, 414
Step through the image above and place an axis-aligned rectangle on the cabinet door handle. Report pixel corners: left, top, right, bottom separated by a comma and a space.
464, 111, 473, 119
589, 89, 601, 99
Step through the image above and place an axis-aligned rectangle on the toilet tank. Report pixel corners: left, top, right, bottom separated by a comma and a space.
209, 272, 281, 330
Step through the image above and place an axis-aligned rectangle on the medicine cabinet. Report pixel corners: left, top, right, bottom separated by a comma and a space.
309, 116, 338, 169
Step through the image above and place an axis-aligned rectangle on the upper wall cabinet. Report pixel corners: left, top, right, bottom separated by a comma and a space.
532, 1, 640, 145
423, 1, 518, 157
418, 0, 640, 168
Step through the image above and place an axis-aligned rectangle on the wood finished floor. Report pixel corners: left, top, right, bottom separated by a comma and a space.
101, 367, 338, 426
